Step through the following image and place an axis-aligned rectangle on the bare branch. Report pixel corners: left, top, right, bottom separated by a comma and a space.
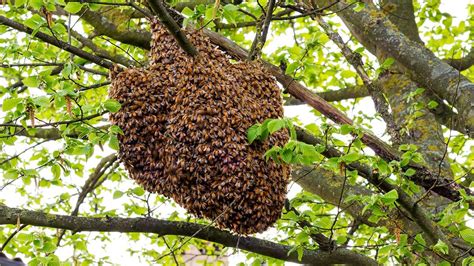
313, 14, 401, 143
248, 0, 276, 60
0, 204, 378, 266
56, 154, 118, 246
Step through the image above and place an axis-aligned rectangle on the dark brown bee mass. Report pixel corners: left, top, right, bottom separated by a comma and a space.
109, 20, 290, 234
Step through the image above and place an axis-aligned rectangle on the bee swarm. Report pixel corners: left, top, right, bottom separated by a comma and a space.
109, 19, 290, 234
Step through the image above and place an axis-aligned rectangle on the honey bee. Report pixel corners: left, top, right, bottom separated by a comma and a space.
108, 19, 290, 235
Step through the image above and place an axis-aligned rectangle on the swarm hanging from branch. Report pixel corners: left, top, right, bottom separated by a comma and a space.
109, 19, 290, 234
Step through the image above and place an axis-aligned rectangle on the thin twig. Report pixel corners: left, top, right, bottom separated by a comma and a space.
248, 0, 276, 60
0, 224, 28, 251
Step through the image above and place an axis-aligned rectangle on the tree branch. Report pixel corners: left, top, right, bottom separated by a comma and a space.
56, 154, 118, 246
295, 128, 459, 260
68, 28, 137, 67
380, 0, 423, 44
324, 0, 474, 136
0, 112, 106, 128
0, 16, 113, 69
0, 204, 377, 266
146, 0, 198, 56
445, 47, 474, 71
313, 14, 401, 143
248, 0, 276, 60
285, 85, 369, 105
79, 9, 152, 50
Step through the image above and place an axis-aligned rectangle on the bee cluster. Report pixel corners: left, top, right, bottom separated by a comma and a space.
109, 20, 290, 234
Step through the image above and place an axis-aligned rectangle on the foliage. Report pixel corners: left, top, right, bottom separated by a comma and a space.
0, 0, 473, 265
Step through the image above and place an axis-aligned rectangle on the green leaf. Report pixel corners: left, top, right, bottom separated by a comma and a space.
376, 159, 390, 174
247, 124, 260, 144
305, 123, 321, 135
15, 0, 27, 7
32, 96, 50, 107
267, 119, 285, 134
460, 228, 474, 244
380, 189, 398, 204
2, 98, 22, 111
103, 99, 121, 113
29, 0, 43, 10
64, 2, 84, 14
42, 241, 57, 253
23, 76, 40, 87
181, 7, 195, 17
281, 149, 293, 164
51, 164, 61, 179
296, 246, 304, 261
113, 190, 123, 199
341, 153, 361, 163
340, 70, 354, 78
353, 2, 365, 12
413, 234, 426, 252
132, 187, 145, 196
109, 125, 124, 135
264, 146, 281, 162
427, 100, 439, 109
414, 234, 426, 246
109, 135, 119, 150
5, 169, 19, 179
380, 57, 395, 69
339, 124, 353, 135
404, 168, 416, 176
432, 240, 449, 255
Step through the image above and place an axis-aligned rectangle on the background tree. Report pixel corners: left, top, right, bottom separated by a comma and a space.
0, 0, 473, 265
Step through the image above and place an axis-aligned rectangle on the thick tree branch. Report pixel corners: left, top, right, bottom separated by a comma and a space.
79, 9, 152, 50
380, 0, 423, 44
295, 128, 459, 260
0, 112, 106, 128
0, 16, 113, 69
6, 125, 109, 140
322, 0, 474, 136
0, 205, 377, 265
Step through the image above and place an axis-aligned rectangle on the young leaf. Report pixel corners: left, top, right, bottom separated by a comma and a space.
432, 240, 449, 255
247, 124, 260, 144
341, 152, 361, 163
267, 119, 285, 134
64, 2, 84, 14
460, 228, 474, 244
2, 98, 22, 111
380, 189, 398, 204
104, 99, 122, 113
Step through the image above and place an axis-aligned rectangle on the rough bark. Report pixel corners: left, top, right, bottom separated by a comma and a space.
320, 0, 474, 137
